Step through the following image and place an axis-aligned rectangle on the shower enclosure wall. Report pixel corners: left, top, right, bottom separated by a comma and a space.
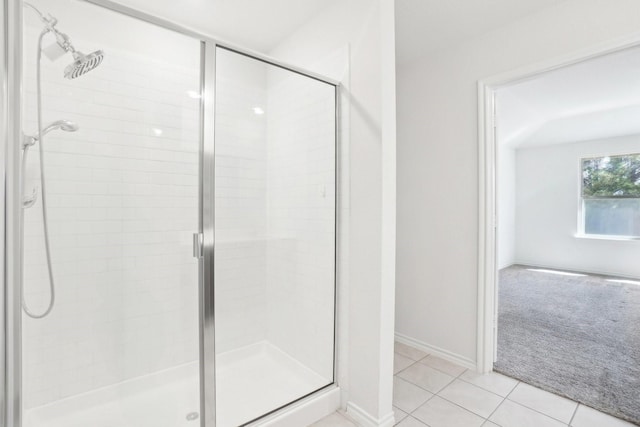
2, 1, 340, 426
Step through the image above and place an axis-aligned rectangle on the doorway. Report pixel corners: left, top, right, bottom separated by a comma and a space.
478, 41, 640, 425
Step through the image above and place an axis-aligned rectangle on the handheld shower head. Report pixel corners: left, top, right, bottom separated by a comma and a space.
64, 50, 105, 79
41, 119, 79, 136
23, 119, 78, 150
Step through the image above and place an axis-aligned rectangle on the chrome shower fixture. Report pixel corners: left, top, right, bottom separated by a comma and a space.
21, 1, 102, 319
23, 1, 105, 79
42, 119, 79, 134
65, 50, 105, 79
23, 119, 79, 148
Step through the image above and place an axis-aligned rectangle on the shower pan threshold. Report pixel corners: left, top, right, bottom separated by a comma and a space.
25, 341, 330, 427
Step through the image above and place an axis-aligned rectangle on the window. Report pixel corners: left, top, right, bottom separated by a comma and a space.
581, 153, 640, 238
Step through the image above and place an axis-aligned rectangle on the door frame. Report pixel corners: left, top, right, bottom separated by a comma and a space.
2, 0, 342, 425
476, 32, 640, 374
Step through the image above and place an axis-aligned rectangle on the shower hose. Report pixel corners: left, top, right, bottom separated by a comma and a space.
22, 29, 56, 319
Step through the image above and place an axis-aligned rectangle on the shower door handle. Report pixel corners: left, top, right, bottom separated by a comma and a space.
193, 232, 204, 259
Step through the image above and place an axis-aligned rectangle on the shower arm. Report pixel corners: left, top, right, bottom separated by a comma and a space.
23, 2, 76, 53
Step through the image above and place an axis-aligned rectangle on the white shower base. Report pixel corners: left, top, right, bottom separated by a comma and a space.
25, 342, 330, 427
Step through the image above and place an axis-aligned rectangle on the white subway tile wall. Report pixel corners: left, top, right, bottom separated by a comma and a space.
214, 48, 337, 383
214, 51, 269, 353
21, 31, 337, 412
265, 68, 337, 381
21, 27, 202, 408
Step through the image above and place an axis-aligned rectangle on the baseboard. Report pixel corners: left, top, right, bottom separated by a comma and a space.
395, 332, 476, 371
511, 261, 640, 280
346, 402, 395, 427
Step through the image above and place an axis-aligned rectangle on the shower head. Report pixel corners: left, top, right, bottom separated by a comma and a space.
23, 2, 105, 79
41, 120, 79, 136
64, 50, 105, 79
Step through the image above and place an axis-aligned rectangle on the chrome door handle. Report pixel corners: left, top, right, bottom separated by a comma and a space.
193, 232, 204, 259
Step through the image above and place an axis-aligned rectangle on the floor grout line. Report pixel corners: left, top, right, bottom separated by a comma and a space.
568, 404, 580, 426
504, 399, 574, 425
485, 395, 508, 424
504, 383, 582, 425
432, 392, 493, 422
484, 381, 521, 426
416, 354, 469, 378
396, 366, 609, 427
392, 342, 638, 427
455, 371, 518, 397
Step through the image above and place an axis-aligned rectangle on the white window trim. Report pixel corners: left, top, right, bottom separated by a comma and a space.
578, 153, 640, 240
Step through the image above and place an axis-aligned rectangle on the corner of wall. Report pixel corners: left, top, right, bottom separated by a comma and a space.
346, 402, 395, 427
394, 333, 477, 371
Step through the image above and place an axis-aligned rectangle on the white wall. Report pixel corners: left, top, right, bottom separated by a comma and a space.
396, 0, 640, 366
271, 0, 397, 424
498, 146, 516, 269
515, 135, 640, 278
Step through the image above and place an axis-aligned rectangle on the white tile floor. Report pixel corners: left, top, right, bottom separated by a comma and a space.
310, 342, 637, 427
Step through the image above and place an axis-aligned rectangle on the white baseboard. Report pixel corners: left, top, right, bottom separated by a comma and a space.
395, 333, 477, 371
511, 261, 640, 280
346, 402, 395, 427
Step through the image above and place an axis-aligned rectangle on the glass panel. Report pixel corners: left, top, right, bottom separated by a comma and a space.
21, 2, 201, 426
214, 47, 336, 426
584, 198, 640, 237
582, 153, 640, 197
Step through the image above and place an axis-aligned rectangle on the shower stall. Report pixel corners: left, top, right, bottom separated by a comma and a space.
1, 0, 339, 426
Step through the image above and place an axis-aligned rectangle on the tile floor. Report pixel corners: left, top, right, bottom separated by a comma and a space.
310, 342, 637, 427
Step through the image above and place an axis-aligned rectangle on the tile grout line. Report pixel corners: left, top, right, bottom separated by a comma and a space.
397, 382, 553, 427
405, 368, 505, 424
393, 369, 436, 419
504, 399, 574, 426
449, 373, 519, 424
396, 358, 463, 394
395, 363, 508, 422
394, 344, 631, 427
455, 371, 518, 397
451, 370, 510, 399
394, 357, 420, 376
484, 394, 508, 424
484, 379, 520, 426
505, 383, 579, 425
432, 392, 494, 423
568, 404, 580, 426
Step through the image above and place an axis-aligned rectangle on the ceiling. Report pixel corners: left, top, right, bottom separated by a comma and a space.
395, 0, 566, 65
30, 0, 339, 54
497, 45, 640, 149
32, 0, 569, 65
109, 0, 341, 53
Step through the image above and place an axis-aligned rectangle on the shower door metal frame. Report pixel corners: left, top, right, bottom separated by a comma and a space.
2, 0, 341, 426
3, 1, 25, 426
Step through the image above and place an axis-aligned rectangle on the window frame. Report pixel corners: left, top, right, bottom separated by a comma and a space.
578, 152, 640, 240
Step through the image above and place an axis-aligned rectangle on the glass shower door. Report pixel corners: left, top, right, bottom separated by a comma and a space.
212, 47, 337, 426
20, 2, 203, 426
